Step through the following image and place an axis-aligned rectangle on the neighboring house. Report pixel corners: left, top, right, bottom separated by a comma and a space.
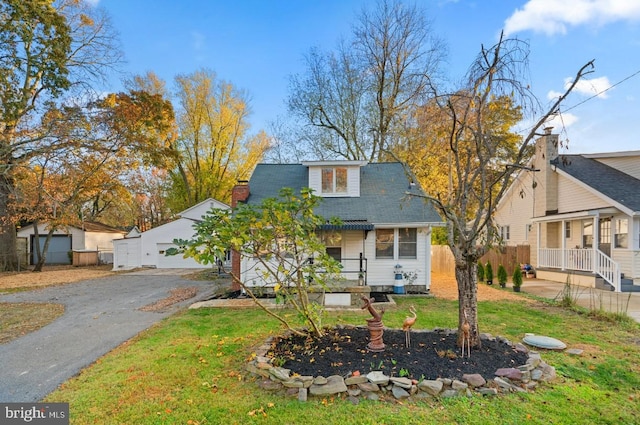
17, 222, 126, 265
495, 128, 640, 292
230, 161, 443, 293
112, 198, 230, 270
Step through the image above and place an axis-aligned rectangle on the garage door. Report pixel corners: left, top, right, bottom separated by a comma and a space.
156, 243, 203, 268
31, 235, 72, 265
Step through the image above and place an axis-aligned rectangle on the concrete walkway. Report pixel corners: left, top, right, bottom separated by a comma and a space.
517, 279, 640, 324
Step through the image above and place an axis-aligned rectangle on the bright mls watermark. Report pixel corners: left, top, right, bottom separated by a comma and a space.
0, 403, 68, 424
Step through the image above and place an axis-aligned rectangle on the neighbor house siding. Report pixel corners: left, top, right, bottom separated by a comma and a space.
557, 175, 609, 213
494, 171, 535, 246
596, 155, 640, 180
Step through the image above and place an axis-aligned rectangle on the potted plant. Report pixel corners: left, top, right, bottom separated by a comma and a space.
477, 262, 485, 284
512, 266, 523, 292
497, 264, 507, 288
485, 261, 493, 285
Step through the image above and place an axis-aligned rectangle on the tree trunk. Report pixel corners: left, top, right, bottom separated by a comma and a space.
455, 261, 481, 349
0, 174, 19, 271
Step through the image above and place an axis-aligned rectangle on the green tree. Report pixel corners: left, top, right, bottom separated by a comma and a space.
171, 188, 343, 337
168, 69, 268, 211
0, 0, 121, 270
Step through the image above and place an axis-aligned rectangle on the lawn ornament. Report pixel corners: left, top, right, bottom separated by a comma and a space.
361, 296, 385, 352
402, 306, 417, 348
461, 309, 471, 358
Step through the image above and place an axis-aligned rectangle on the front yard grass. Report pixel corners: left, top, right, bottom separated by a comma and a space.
46, 296, 640, 424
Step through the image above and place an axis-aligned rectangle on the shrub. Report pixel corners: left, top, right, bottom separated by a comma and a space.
485, 261, 494, 284
477, 262, 485, 283
512, 267, 523, 289
497, 264, 508, 286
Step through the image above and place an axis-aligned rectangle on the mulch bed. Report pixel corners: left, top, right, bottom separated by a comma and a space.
268, 326, 529, 381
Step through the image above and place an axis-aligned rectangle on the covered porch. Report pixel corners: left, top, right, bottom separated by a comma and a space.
533, 209, 640, 292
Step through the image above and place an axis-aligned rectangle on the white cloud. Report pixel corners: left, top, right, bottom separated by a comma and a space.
545, 112, 578, 129
547, 76, 612, 100
504, 0, 640, 36
85, 0, 100, 7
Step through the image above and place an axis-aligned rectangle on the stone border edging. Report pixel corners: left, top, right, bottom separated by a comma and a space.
246, 326, 557, 403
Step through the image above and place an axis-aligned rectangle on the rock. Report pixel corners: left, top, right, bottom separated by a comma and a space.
269, 367, 291, 381
313, 376, 327, 385
566, 348, 584, 356
345, 375, 368, 385
451, 380, 468, 391
493, 377, 514, 390
462, 373, 486, 388
348, 395, 360, 405
348, 388, 361, 397
441, 389, 459, 398
389, 377, 412, 389
366, 371, 390, 386
514, 343, 529, 353
258, 379, 283, 391
298, 388, 307, 402
365, 392, 380, 401
418, 379, 443, 396
309, 375, 347, 396
495, 368, 523, 381
478, 387, 498, 396
392, 385, 410, 399
357, 382, 380, 392
531, 369, 543, 381
282, 379, 304, 388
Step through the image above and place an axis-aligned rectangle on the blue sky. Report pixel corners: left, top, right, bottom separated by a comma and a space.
96, 0, 640, 154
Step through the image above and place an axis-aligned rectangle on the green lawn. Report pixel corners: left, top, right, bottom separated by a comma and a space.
46, 296, 640, 424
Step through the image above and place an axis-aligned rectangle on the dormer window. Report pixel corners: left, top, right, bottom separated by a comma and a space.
322, 167, 348, 194
302, 160, 367, 197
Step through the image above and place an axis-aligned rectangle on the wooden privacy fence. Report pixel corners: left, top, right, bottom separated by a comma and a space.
431, 245, 531, 276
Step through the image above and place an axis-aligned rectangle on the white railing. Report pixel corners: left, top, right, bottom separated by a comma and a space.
538, 248, 621, 292
595, 250, 621, 292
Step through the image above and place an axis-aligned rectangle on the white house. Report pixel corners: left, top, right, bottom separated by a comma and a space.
495, 128, 640, 292
112, 198, 230, 270
17, 222, 126, 265
230, 161, 443, 293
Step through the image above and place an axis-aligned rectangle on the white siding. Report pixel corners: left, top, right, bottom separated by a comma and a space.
557, 175, 609, 212
494, 171, 535, 246
595, 155, 640, 180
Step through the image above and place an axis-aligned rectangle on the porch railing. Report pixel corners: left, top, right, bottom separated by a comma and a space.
538, 248, 621, 292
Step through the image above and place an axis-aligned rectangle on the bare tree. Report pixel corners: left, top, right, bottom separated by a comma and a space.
415, 32, 594, 348
287, 0, 444, 161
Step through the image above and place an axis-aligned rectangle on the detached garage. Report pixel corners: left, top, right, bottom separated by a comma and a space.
112, 198, 229, 270
17, 222, 126, 265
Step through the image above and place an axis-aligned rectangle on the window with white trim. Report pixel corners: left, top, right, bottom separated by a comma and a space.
375, 228, 417, 259
500, 225, 510, 241
321, 167, 347, 194
615, 218, 628, 248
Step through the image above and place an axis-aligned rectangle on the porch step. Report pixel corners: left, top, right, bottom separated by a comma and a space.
595, 277, 640, 292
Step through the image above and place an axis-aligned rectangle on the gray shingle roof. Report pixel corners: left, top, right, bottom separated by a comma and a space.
246, 162, 442, 225
551, 155, 640, 212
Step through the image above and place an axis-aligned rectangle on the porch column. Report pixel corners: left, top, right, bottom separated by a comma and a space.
536, 222, 541, 269
561, 219, 567, 271
592, 215, 599, 274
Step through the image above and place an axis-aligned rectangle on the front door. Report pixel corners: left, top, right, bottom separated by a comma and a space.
599, 218, 611, 257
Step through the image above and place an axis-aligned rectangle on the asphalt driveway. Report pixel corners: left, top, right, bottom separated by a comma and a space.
0, 270, 218, 402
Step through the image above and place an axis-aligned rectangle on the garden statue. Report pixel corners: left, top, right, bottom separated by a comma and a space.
403, 306, 417, 348
361, 296, 385, 352
461, 309, 471, 358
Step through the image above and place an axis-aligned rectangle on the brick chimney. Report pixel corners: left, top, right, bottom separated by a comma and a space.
533, 127, 559, 217
231, 180, 250, 208
230, 180, 250, 291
